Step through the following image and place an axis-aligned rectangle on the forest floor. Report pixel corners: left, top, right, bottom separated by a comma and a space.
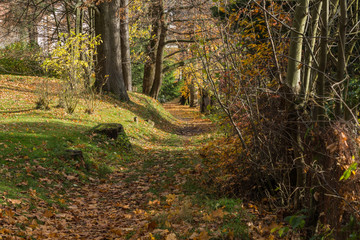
0, 75, 286, 239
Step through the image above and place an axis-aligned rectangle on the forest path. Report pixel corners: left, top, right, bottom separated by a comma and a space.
45, 101, 216, 239
163, 100, 214, 136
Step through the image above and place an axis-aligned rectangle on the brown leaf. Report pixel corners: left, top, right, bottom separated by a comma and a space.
195, 231, 210, 240
44, 210, 54, 218
5, 209, 15, 217
166, 233, 177, 240
8, 199, 22, 205
110, 228, 123, 236
211, 208, 225, 219
0, 228, 13, 234
148, 220, 158, 231
66, 175, 77, 181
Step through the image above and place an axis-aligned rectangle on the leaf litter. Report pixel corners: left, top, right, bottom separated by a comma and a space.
0, 80, 296, 239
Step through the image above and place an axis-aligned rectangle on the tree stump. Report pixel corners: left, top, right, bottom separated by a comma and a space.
90, 123, 131, 149
91, 123, 125, 139
145, 119, 155, 127
64, 149, 87, 170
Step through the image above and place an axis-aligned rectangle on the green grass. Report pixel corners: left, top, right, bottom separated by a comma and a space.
0, 74, 179, 206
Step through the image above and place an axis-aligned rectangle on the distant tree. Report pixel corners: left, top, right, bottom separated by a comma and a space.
142, 0, 212, 100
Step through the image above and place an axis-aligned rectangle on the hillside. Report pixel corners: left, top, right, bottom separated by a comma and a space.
0, 75, 292, 239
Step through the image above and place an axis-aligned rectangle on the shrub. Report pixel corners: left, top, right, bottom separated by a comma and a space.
41, 32, 101, 114
0, 41, 43, 76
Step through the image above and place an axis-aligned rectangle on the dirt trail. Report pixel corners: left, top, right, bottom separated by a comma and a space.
163, 101, 214, 136
39, 102, 213, 239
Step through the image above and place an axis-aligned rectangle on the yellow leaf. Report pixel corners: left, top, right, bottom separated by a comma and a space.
219, 7, 226, 12
195, 231, 210, 240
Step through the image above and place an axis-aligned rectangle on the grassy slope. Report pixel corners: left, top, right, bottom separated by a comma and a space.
0, 74, 176, 202
0, 75, 253, 239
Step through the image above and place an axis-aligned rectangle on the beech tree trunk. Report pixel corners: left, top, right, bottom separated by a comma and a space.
142, 1, 161, 95
189, 78, 196, 107
286, 0, 309, 94
285, 0, 310, 210
143, 0, 167, 99
314, 0, 328, 123
120, 0, 132, 91
200, 88, 210, 113
150, 8, 167, 99
94, 0, 129, 101
303, 1, 322, 99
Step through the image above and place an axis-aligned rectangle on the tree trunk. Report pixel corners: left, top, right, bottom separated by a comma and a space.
94, 3, 106, 91
64, 2, 72, 34
314, 0, 328, 123
338, 0, 348, 118
150, 6, 167, 100
200, 88, 210, 113
286, 0, 310, 94
189, 78, 196, 107
142, 0, 162, 95
143, 57, 157, 95
27, 24, 38, 47
285, 0, 310, 210
75, 0, 83, 35
95, 0, 129, 101
120, 0, 132, 91
303, 1, 322, 99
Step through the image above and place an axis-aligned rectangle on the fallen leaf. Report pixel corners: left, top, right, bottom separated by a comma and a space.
211, 208, 225, 219
166, 233, 177, 240
44, 210, 54, 218
8, 199, 22, 205
147, 220, 158, 231
195, 231, 210, 240
110, 228, 123, 236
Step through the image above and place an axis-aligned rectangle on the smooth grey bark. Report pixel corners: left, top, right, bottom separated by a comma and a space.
150, 7, 167, 99
94, 3, 106, 91
303, 1, 322, 99
120, 0, 132, 91
95, 0, 129, 101
142, 0, 161, 95
286, 0, 310, 94
285, 0, 310, 210
314, 0, 328, 123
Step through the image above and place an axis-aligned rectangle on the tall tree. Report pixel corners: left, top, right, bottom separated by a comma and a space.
120, 0, 132, 91
95, 0, 129, 101
149, 0, 166, 99
142, 0, 163, 95
286, 0, 310, 94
